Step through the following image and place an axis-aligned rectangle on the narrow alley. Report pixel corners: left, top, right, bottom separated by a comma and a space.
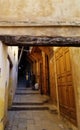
0, 43, 80, 130
5, 86, 70, 130
0, 1, 80, 130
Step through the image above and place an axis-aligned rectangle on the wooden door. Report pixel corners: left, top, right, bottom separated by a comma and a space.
64, 48, 77, 124
55, 47, 77, 125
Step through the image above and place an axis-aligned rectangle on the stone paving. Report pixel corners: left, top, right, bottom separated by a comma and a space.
5, 87, 72, 130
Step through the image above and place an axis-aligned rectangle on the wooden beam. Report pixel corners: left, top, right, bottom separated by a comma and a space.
0, 35, 80, 46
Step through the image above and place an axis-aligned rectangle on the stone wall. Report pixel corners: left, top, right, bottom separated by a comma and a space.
0, 0, 80, 26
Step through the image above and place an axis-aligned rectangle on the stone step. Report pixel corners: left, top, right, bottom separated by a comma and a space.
9, 104, 58, 114
9, 106, 49, 111
13, 102, 44, 105
15, 92, 40, 95
13, 100, 49, 105
16, 89, 28, 90
48, 105, 58, 114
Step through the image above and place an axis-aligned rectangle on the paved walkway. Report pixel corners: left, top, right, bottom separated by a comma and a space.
5, 87, 72, 130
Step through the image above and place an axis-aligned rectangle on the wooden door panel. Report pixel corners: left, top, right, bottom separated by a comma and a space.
59, 48, 63, 55
56, 59, 60, 76
68, 86, 76, 109
61, 86, 68, 107
58, 86, 62, 104
70, 111, 77, 125
65, 50, 71, 72
57, 77, 61, 84
66, 74, 72, 82
61, 76, 66, 85
59, 55, 65, 74
55, 47, 77, 125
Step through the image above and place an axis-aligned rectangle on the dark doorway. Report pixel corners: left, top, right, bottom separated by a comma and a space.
18, 47, 31, 88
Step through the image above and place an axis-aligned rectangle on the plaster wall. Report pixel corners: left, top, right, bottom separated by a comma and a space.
0, 27, 80, 37
0, 42, 18, 129
0, 0, 80, 26
8, 46, 18, 108
0, 42, 8, 130
70, 47, 80, 130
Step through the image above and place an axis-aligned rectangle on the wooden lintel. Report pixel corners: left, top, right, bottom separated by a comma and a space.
0, 35, 80, 46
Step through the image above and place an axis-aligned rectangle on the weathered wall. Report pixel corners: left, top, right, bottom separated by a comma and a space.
0, 42, 18, 129
8, 46, 18, 108
70, 47, 80, 130
0, 27, 80, 37
0, 0, 80, 26
0, 42, 8, 130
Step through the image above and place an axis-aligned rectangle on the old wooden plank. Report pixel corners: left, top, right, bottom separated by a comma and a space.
0, 35, 80, 46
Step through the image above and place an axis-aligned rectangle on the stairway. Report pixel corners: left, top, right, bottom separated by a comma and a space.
5, 87, 70, 130
9, 87, 50, 111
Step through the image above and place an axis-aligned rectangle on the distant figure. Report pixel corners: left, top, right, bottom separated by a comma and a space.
35, 83, 39, 90
26, 72, 29, 87
31, 72, 36, 90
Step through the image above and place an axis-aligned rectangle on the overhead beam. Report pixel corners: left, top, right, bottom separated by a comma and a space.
0, 35, 80, 46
